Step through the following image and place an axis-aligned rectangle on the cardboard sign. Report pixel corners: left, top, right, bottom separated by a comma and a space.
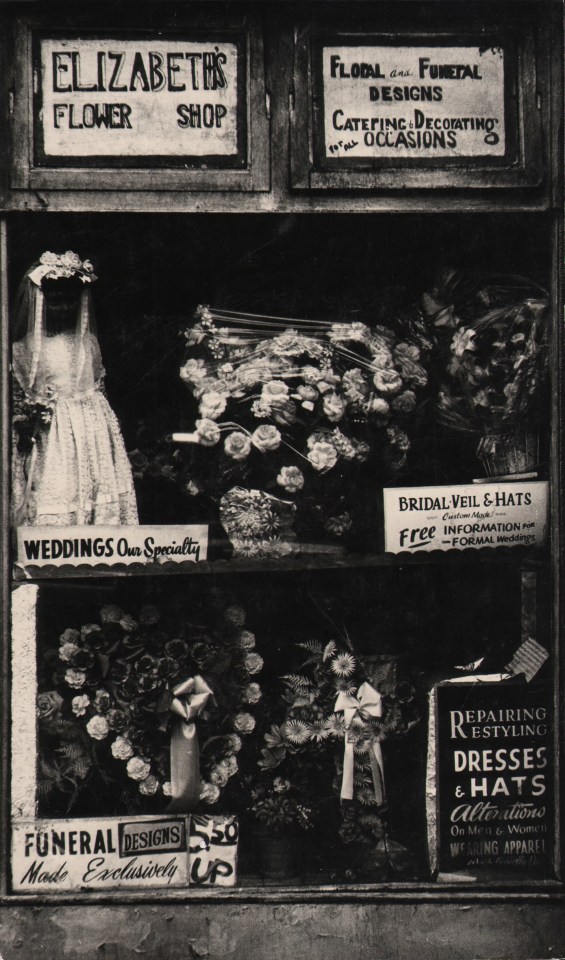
16, 524, 208, 568
383, 482, 548, 553
321, 45, 505, 160
12, 814, 237, 892
428, 680, 554, 878
36, 38, 241, 161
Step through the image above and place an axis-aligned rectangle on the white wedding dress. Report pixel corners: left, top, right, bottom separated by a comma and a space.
13, 331, 138, 526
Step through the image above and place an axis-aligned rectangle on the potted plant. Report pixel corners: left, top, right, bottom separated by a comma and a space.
245, 774, 316, 881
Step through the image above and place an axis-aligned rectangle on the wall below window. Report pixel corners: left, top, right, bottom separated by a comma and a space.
0, 900, 563, 958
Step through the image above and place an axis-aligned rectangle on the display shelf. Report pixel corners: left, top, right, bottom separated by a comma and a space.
12, 545, 547, 582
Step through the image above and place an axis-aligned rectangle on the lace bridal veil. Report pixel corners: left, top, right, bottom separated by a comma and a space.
12, 251, 139, 526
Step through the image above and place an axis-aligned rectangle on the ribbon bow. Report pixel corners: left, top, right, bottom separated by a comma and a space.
335, 681, 386, 806
164, 675, 214, 814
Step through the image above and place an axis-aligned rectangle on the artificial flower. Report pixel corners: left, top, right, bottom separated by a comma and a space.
281, 719, 311, 745
237, 630, 256, 650
126, 756, 151, 781
373, 368, 403, 395
65, 668, 87, 689
86, 715, 110, 741
111, 737, 134, 760
330, 653, 356, 677
224, 431, 252, 461
307, 441, 338, 473
323, 393, 348, 422
139, 775, 160, 796
391, 390, 417, 414
251, 424, 282, 452
59, 641, 80, 663
224, 605, 246, 626
200, 782, 221, 804
234, 712, 256, 734
199, 391, 227, 421
37, 691, 64, 721
195, 418, 221, 447
261, 380, 289, 404
244, 652, 264, 675
71, 694, 90, 717
276, 465, 305, 493
242, 682, 262, 704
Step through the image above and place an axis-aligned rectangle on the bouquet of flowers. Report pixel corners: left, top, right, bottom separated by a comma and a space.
257, 639, 418, 849
37, 598, 263, 816
168, 305, 428, 552
245, 774, 316, 835
422, 270, 548, 474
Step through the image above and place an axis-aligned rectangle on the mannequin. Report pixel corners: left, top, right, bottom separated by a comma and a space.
12, 251, 138, 526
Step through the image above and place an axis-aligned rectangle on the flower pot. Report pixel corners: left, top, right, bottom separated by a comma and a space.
219, 486, 298, 559
476, 425, 540, 477
253, 832, 301, 881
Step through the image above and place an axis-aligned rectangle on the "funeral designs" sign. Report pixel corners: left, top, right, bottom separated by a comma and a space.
321, 45, 506, 160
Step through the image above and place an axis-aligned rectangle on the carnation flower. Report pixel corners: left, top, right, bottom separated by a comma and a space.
394, 342, 420, 362
195, 418, 221, 447
106, 709, 129, 732
331, 653, 356, 677
93, 689, 112, 714
302, 366, 325, 384
242, 682, 262, 704
59, 628, 80, 645
370, 397, 390, 417
180, 358, 207, 384
391, 390, 417, 414
224, 605, 246, 627
126, 756, 151, 781
199, 390, 227, 420
237, 630, 256, 650
251, 424, 282, 453
387, 425, 410, 452
323, 393, 347, 422
118, 615, 137, 633
210, 763, 230, 787
86, 715, 110, 741
71, 694, 90, 717
224, 431, 252, 461
100, 604, 123, 624
200, 782, 221, 804
234, 712, 256, 734
251, 399, 272, 418
111, 737, 134, 760
162, 781, 173, 796
139, 775, 160, 796
59, 641, 80, 663
65, 668, 87, 689
139, 604, 160, 625
342, 368, 369, 403
307, 441, 338, 473
226, 734, 242, 753
373, 368, 403, 395
276, 465, 305, 493
244, 652, 263, 675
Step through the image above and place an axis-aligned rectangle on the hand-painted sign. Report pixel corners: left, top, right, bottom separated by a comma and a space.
383, 482, 548, 553
35, 38, 243, 163
12, 814, 237, 891
428, 680, 554, 878
16, 524, 209, 568
321, 45, 505, 160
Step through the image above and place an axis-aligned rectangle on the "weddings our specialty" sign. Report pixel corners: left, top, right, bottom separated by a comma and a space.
320, 45, 506, 160
16, 524, 208, 569
35, 37, 243, 162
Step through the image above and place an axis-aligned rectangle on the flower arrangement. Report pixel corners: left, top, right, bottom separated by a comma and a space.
257, 639, 418, 848
37, 598, 263, 815
422, 270, 548, 473
12, 381, 56, 457
166, 305, 428, 551
245, 775, 316, 834
28, 250, 97, 286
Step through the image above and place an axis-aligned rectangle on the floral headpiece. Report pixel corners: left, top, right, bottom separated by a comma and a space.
28, 251, 97, 287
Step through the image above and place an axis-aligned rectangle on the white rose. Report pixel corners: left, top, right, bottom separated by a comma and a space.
224, 432, 252, 461
139, 775, 160, 796
307, 441, 338, 473
251, 424, 282, 453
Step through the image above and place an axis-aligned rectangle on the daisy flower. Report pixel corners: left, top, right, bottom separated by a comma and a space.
281, 719, 311, 745
330, 653, 356, 677
306, 720, 330, 743
324, 713, 346, 738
